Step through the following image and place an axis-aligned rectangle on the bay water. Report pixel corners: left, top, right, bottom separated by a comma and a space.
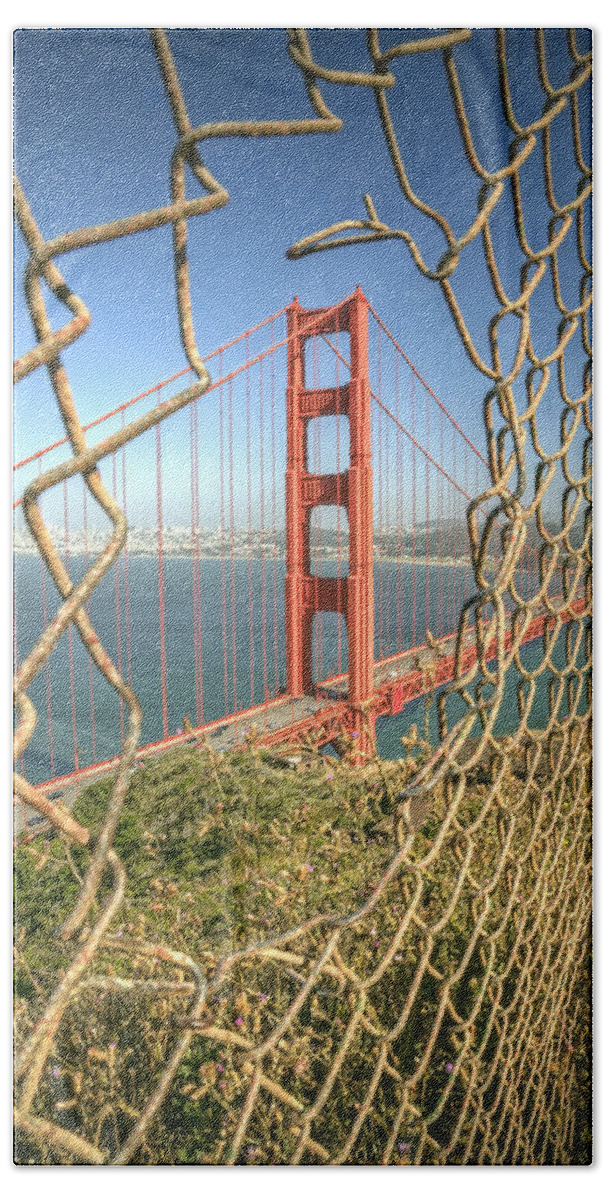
14, 554, 586, 785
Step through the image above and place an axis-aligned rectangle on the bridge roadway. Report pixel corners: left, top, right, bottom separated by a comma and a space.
16, 599, 585, 840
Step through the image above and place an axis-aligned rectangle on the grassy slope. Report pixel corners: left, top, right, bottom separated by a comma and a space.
16, 743, 428, 1162
14, 738, 591, 1165
16, 743, 412, 969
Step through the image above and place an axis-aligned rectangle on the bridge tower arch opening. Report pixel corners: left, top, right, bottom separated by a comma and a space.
285, 287, 375, 757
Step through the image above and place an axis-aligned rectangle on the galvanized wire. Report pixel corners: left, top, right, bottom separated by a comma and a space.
14, 27, 591, 1165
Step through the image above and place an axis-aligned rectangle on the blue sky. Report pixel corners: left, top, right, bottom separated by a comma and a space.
14, 27, 591, 521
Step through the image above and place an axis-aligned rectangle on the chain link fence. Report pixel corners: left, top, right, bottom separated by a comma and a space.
14, 28, 591, 1164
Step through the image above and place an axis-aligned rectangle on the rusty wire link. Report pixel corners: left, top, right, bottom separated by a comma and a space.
14, 27, 591, 1165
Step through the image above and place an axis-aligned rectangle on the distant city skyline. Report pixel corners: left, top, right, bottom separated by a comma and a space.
15, 509, 574, 561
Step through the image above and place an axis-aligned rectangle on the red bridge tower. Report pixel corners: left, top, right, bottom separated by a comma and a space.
285, 287, 375, 756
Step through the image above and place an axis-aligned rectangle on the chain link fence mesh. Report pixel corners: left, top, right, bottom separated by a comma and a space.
13, 28, 592, 1164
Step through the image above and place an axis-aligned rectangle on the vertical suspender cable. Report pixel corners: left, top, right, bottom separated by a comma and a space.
335, 311, 343, 676
112, 452, 124, 743
452, 426, 458, 637
395, 347, 404, 654
228, 378, 238, 713
246, 339, 255, 707
189, 402, 198, 723
63, 478, 79, 771
438, 415, 445, 638
196, 396, 204, 723
313, 337, 322, 685
463, 444, 470, 631
411, 369, 417, 648
377, 335, 384, 658
40, 459, 55, 778
219, 357, 229, 717
259, 356, 269, 702
270, 320, 280, 696
82, 479, 97, 764
155, 421, 169, 740
121, 411, 133, 692
384, 353, 391, 654
190, 399, 203, 725
425, 388, 431, 638
13, 583, 24, 820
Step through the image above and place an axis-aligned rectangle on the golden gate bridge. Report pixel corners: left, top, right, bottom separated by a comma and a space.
14, 288, 579, 816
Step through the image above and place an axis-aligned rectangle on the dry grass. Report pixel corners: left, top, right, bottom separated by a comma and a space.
14, 732, 591, 1165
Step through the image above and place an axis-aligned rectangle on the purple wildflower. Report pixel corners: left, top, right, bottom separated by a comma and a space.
445, 1062, 454, 1073
52, 1067, 60, 1079
259, 993, 268, 1003
235, 1017, 244, 1026
398, 1142, 410, 1155
217, 1063, 224, 1072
